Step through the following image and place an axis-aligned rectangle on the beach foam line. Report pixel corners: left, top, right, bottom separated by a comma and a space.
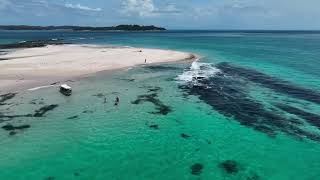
28, 85, 55, 91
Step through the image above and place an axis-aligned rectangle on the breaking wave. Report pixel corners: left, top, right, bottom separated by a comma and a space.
176, 61, 220, 86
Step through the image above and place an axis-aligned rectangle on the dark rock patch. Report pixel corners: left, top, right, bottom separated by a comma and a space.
74, 172, 80, 176
217, 62, 320, 105
34, 104, 59, 117
288, 118, 303, 125
276, 104, 320, 129
0, 39, 67, 49
179, 63, 320, 142
0, 114, 33, 119
247, 173, 260, 180
148, 87, 162, 93
30, 100, 37, 105
0, 104, 58, 123
144, 65, 180, 71
0, 93, 17, 105
9, 131, 17, 136
181, 133, 191, 139
118, 78, 135, 82
206, 140, 212, 144
29, 99, 45, 105
190, 163, 204, 175
132, 93, 172, 115
219, 160, 239, 174
67, 115, 79, 120
0, 114, 32, 123
50, 82, 60, 85
149, 124, 159, 130
44, 176, 55, 180
2, 124, 31, 131
82, 110, 94, 114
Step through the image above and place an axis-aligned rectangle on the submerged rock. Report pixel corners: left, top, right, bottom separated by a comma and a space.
67, 115, 79, 120
276, 104, 320, 129
118, 78, 135, 82
44, 176, 55, 180
9, 131, 17, 136
34, 104, 59, 117
217, 62, 320, 105
219, 160, 239, 174
147, 87, 162, 93
190, 163, 204, 175
247, 173, 260, 180
0, 39, 66, 49
82, 110, 94, 114
149, 124, 159, 130
179, 62, 320, 142
181, 133, 191, 139
0, 93, 17, 105
2, 124, 31, 131
132, 93, 172, 115
143, 65, 180, 71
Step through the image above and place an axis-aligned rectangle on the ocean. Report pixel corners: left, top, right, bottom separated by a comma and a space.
1, 30, 320, 180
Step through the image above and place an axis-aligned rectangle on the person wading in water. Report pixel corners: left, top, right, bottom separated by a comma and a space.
115, 96, 120, 106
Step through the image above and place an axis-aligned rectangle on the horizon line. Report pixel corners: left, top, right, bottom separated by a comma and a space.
0, 24, 319, 31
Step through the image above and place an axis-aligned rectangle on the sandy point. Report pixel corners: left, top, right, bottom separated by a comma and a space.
0, 44, 197, 93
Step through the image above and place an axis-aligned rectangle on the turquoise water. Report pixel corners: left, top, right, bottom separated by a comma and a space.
1, 31, 320, 180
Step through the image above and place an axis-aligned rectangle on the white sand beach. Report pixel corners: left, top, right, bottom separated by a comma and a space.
0, 44, 195, 92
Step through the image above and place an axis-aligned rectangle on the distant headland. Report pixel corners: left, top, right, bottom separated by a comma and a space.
0, 25, 166, 31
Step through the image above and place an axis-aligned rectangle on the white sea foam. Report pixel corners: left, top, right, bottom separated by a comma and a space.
28, 85, 55, 91
176, 60, 220, 85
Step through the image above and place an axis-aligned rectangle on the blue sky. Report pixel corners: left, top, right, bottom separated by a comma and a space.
0, 0, 319, 30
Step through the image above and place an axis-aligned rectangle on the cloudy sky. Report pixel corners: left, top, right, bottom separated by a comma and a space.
0, 0, 319, 30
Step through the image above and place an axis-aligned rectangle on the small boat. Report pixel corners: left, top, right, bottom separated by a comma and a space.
192, 76, 206, 81
59, 84, 72, 96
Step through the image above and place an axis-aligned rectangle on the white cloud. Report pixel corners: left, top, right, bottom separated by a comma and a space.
121, 0, 156, 17
121, 0, 180, 17
65, 3, 102, 12
158, 4, 181, 13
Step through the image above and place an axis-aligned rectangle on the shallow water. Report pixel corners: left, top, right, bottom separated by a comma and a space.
1, 31, 320, 179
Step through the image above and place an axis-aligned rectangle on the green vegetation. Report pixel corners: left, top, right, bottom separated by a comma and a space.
0, 25, 166, 31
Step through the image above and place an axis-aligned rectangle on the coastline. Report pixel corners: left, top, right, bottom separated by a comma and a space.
0, 44, 197, 93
